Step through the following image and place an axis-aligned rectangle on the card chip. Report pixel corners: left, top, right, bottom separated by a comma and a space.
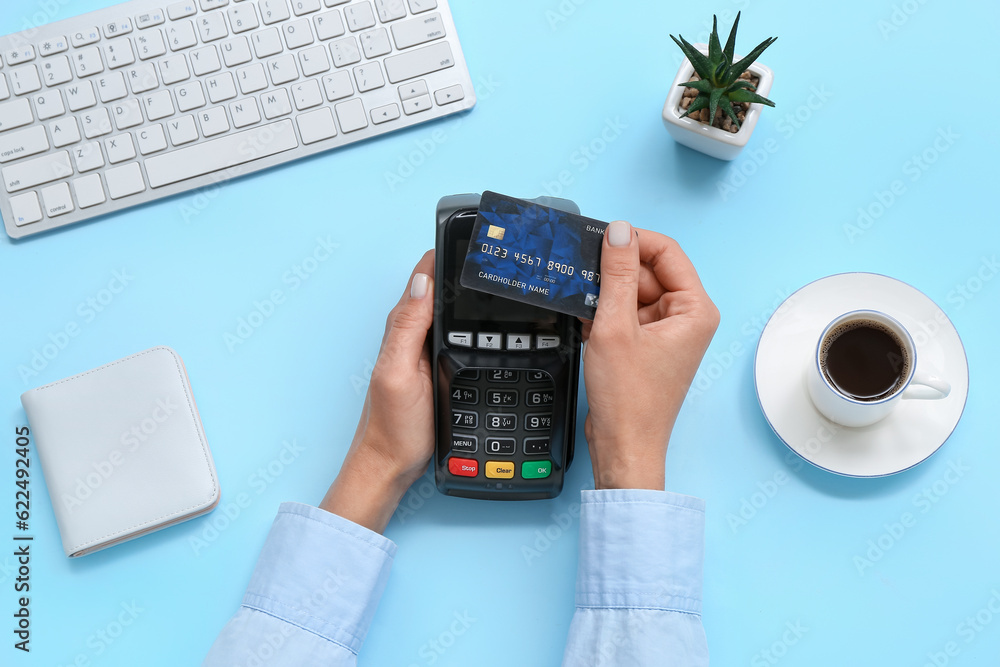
487, 225, 505, 240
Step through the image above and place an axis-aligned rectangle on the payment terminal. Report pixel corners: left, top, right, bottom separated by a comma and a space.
433, 194, 582, 500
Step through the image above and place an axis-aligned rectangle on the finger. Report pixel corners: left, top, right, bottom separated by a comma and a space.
635, 229, 708, 294
381, 250, 436, 369
593, 220, 640, 332
638, 263, 665, 305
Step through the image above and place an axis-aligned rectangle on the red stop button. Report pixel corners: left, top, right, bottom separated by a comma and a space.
448, 457, 478, 477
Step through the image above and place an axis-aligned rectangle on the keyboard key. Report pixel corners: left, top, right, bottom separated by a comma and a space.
360, 28, 391, 58
105, 162, 146, 198
450, 435, 477, 454
7, 47, 35, 66
487, 369, 518, 382
229, 97, 261, 127
66, 81, 97, 111
434, 83, 464, 106
525, 414, 552, 431
10, 66, 41, 95
485, 438, 516, 456
384, 41, 454, 83
221, 37, 253, 66
73, 47, 104, 77
451, 410, 477, 429
523, 438, 551, 455
137, 123, 168, 153
391, 12, 445, 49
353, 62, 384, 92
49, 117, 80, 147
506, 334, 529, 351
197, 105, 230, 136
41, 55, 73, 86
2, 150, 72, 192
268, 54, 299, 84
0, 126, 49, 163
521, 460, 551, 479
402, 93, 430, 115
96, 72, 128, 102
112, 99, 143, 129
228, 5, 260, 34
41, 181, 74, 216
408, 0, 436, 13
536, 335, 560, 349
291, 0, 322, 15
375, 0, 407, 23
143, 89, 175, 119
145, 119, 297, 187
166, 114, 198, 144
237, 63, 268, 93
296, 106, 336, 143
190, 46, 222, 75
477, 332, 501, 349
252, 28, 284, 58
485, 461, 514, 479
105, 133, 136, 163
526, 370, 550, 382
38, 36, 69, 56
10, 191, 42, 225
329, 36, 360, 67
199, 0, 229, 10
197, 12, 229, 42
82, 108, 113, 137
175, 81, 206, 110
166, 21, 198, 50
450, 386, 478, 404
0, 75, 8, 101
299, 45, 330, 75
447, 331, 473, 347
398, 79, 427, 100
344, 2, 376, 31
32, 90, 64, 120
71, 28, 101, 48
103, 19, 133, 39
136, 30, 167, 60
485, 413, 516, 431
486, 389, 517, 407
455, 369, 480, 380
448, 457, 477, 477
321, 70, 352, 100
283, 19, 314, 49
73, 173, 106, 208
260, 87, 291, 117
291, 79, 322, 109
126, 63, 159, 93
260, 0, 291, 24
135, 10, 166, 29
103, 40, 136, 68
166, 2, 197, 19
370, 102, 399, 124
206, 72, 237, 102
313, 11, 345, 40
526, 390, 554, 407
160, 54, 190, 84
334, 98, 366, 132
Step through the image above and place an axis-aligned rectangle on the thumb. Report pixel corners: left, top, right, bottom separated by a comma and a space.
381, 272, 435, 370
594, 220, 640, 331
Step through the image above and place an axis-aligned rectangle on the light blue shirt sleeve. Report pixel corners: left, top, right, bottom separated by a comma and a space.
202, 501, 396, 666
562, 489, 710, 667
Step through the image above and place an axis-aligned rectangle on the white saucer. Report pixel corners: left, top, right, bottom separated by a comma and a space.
753, 273, 969, 477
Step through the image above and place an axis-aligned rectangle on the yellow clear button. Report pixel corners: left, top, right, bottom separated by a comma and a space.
485, 460, 515, 479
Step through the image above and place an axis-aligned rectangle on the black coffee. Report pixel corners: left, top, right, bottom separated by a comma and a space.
820, 319, 909, 401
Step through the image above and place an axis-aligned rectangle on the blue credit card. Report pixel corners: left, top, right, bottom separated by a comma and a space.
460, 191, 607, 319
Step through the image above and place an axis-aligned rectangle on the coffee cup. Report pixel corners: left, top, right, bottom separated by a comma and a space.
806, 310, 950, 427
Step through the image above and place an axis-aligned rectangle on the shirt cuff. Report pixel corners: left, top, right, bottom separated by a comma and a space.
575, 489, 705, 615
241, 501, 396, 654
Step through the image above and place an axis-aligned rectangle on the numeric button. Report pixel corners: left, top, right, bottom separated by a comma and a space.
452, 410, 477, 429
525, 414, 552, 431
485, 413, 516, 431
527, 370, 550, 383
487, 369, 517, 383
526, 390, 554, 407
486, 389, 517, 407
450, 386, 477, 404
485, 438, 515, 455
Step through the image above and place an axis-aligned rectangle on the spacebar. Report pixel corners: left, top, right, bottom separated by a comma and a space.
145, 120, 298, 188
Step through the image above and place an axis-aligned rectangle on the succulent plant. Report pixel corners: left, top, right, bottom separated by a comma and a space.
670, 13, 776, 130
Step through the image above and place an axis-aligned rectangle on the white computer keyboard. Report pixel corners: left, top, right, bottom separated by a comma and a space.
0, 0, 474, 238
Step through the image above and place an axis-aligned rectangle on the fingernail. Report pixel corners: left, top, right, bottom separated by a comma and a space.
608, 220, 631, 247
410, 273, 430, 299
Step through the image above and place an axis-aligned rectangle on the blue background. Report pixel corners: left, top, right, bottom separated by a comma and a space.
2, 1, 999, 665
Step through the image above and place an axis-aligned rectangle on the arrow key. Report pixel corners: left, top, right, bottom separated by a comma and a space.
434, 84, 464, 106
478, 332, 502, 350
370, 102, 400, 125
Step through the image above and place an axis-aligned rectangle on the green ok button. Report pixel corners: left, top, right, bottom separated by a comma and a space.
521, 460, 552, 479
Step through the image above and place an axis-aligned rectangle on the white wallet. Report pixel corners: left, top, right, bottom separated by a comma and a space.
21, 347, 220, 557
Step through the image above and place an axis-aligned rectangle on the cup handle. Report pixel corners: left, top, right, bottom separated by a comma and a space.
901, 371, 951, 400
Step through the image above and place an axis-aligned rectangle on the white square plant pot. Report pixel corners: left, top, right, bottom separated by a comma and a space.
662, 43, 774, 161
